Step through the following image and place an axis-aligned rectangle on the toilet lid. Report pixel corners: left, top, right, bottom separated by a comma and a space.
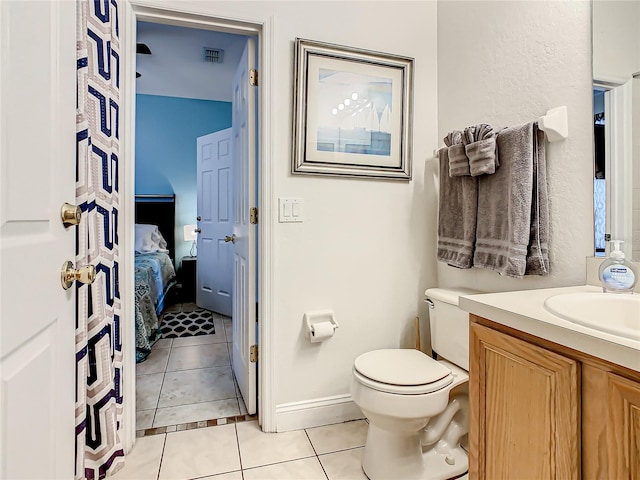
353, 349, 452, 386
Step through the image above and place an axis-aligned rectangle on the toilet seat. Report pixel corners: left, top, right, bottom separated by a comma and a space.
353, 349, 454, 395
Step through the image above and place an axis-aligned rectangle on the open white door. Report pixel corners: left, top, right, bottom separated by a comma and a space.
196, 128, 234, 316
0, 1, 76, 478
231, 38, 257, 415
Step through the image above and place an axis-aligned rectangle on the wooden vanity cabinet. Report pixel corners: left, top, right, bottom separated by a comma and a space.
583, 365, 640, 479
469, 322, 580, 480
469, 315, 640, 480
607, 373, 640, 478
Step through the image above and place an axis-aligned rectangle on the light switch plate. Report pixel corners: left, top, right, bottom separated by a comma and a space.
279, 198, 304, 223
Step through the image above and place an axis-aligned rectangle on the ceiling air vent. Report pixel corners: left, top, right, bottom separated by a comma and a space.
203, 48, 224, 64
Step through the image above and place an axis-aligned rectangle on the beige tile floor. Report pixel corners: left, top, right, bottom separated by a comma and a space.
113, 419, 369, 480
136, 304, 245, 431
127, 304, 370, 479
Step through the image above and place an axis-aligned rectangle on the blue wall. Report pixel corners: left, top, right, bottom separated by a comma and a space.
135, 94, 232, 261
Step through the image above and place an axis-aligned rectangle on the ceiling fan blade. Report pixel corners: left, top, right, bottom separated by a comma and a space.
136, 43, 151, 55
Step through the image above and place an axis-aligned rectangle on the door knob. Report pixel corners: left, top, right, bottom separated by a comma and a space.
224, 234, 236, 244
60, 203, 82, 227
197, 216, 202, 221
195, 228, 202, 233
61, 261, 96, 290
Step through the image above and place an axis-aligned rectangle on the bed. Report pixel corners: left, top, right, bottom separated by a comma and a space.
134, 194, 178, 362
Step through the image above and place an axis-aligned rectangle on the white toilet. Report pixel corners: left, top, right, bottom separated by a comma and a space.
351, 288, 478, 480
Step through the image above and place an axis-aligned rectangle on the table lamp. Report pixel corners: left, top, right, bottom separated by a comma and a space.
183, 224, 198, 257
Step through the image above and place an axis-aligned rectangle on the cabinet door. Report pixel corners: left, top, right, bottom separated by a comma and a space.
469, 323, 580, 480
608, 372, 640, 479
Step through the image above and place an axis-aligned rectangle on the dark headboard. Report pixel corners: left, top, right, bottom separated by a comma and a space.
135, 194, 176, 262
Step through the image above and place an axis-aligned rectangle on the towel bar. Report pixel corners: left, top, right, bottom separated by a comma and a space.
435, 106, 568, 157
538, 106, 568, 142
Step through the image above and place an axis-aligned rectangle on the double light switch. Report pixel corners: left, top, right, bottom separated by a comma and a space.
279, 198, 303, 223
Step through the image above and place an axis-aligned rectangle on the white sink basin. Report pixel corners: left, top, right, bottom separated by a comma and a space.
544, 292, 640, 341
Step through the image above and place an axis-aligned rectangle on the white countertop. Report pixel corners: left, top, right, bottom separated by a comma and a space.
459, 285, 640, 372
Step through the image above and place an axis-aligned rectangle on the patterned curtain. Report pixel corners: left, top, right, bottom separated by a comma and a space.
76, 0, 124, 478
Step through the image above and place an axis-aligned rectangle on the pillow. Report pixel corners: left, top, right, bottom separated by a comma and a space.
135, 224, 169, 253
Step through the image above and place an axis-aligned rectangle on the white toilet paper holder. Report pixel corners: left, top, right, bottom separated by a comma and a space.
304, 310, 339, 343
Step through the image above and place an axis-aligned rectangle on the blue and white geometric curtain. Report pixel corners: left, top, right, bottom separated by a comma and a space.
76, 0, 124, 478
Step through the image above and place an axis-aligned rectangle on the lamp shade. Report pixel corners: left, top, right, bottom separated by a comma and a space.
183, 224, 198, 242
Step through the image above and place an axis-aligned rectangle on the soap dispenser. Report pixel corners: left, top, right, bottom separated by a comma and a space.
598, 240, 637, 293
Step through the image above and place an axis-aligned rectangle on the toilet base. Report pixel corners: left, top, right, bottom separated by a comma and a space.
420, 446, 468, 480
362, 424, 468, 480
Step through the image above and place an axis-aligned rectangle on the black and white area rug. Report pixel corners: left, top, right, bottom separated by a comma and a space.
160, 309, 216, 338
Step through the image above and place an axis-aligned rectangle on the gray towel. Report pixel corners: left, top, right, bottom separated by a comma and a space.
473, 121, 549, 278
445, 130, 471, 177
526, 125, 549, 275
437, 147, 478, 268
464, 124, 499, 176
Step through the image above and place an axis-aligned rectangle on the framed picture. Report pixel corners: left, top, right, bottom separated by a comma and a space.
292, 38, 414, 181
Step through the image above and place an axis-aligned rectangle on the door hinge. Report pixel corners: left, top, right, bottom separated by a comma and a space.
250, 344, 258, 363
250, 207, 258, 225
249, 69, 258, 87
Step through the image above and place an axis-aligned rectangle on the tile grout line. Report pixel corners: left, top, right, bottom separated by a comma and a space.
153, 327, 177, 425
155, 433, 168, 480
304, 429, 330, 480
233, 423, 244, 476
152, 394, 239, 410
241, 455, 320, 474
152, 337, 174, 427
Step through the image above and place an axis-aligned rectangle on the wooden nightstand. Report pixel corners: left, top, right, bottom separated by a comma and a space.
181, 256, 197, 302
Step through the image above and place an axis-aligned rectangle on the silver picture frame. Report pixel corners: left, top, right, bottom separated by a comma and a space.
292, 38, 414, 181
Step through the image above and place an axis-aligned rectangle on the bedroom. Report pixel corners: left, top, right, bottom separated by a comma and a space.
133, 21, 252, 433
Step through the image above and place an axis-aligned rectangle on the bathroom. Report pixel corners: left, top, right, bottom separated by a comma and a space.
120, 0, 638, 477
270, 0, 596, 432
2, 0, 638, 479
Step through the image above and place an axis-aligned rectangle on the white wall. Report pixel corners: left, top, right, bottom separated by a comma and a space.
437, 1, 594, 291
135, 0, 439, 429
593, 0, 640, 83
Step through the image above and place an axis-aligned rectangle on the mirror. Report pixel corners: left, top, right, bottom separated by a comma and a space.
592, 1, 640, 261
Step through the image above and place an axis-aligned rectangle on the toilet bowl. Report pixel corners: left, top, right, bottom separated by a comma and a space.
351, 288, 479, 480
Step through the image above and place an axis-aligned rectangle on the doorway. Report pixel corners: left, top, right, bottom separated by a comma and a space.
121, 3, 274, 451
133, 20, 250, 433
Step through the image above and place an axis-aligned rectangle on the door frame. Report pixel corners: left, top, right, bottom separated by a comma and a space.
121, 1, 276, 451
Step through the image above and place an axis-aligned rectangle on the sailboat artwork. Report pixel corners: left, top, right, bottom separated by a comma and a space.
292, 38, 413, 180
315, 69, 393, 157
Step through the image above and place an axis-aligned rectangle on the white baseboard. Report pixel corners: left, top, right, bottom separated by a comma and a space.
275, 394, 364, 432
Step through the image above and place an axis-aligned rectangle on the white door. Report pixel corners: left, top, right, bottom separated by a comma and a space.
196, 128, 233, 316
0, 1, 76, 478
231, 38, 257, 415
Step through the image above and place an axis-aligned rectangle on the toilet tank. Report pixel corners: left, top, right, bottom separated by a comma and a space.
425, 287, 480, 371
